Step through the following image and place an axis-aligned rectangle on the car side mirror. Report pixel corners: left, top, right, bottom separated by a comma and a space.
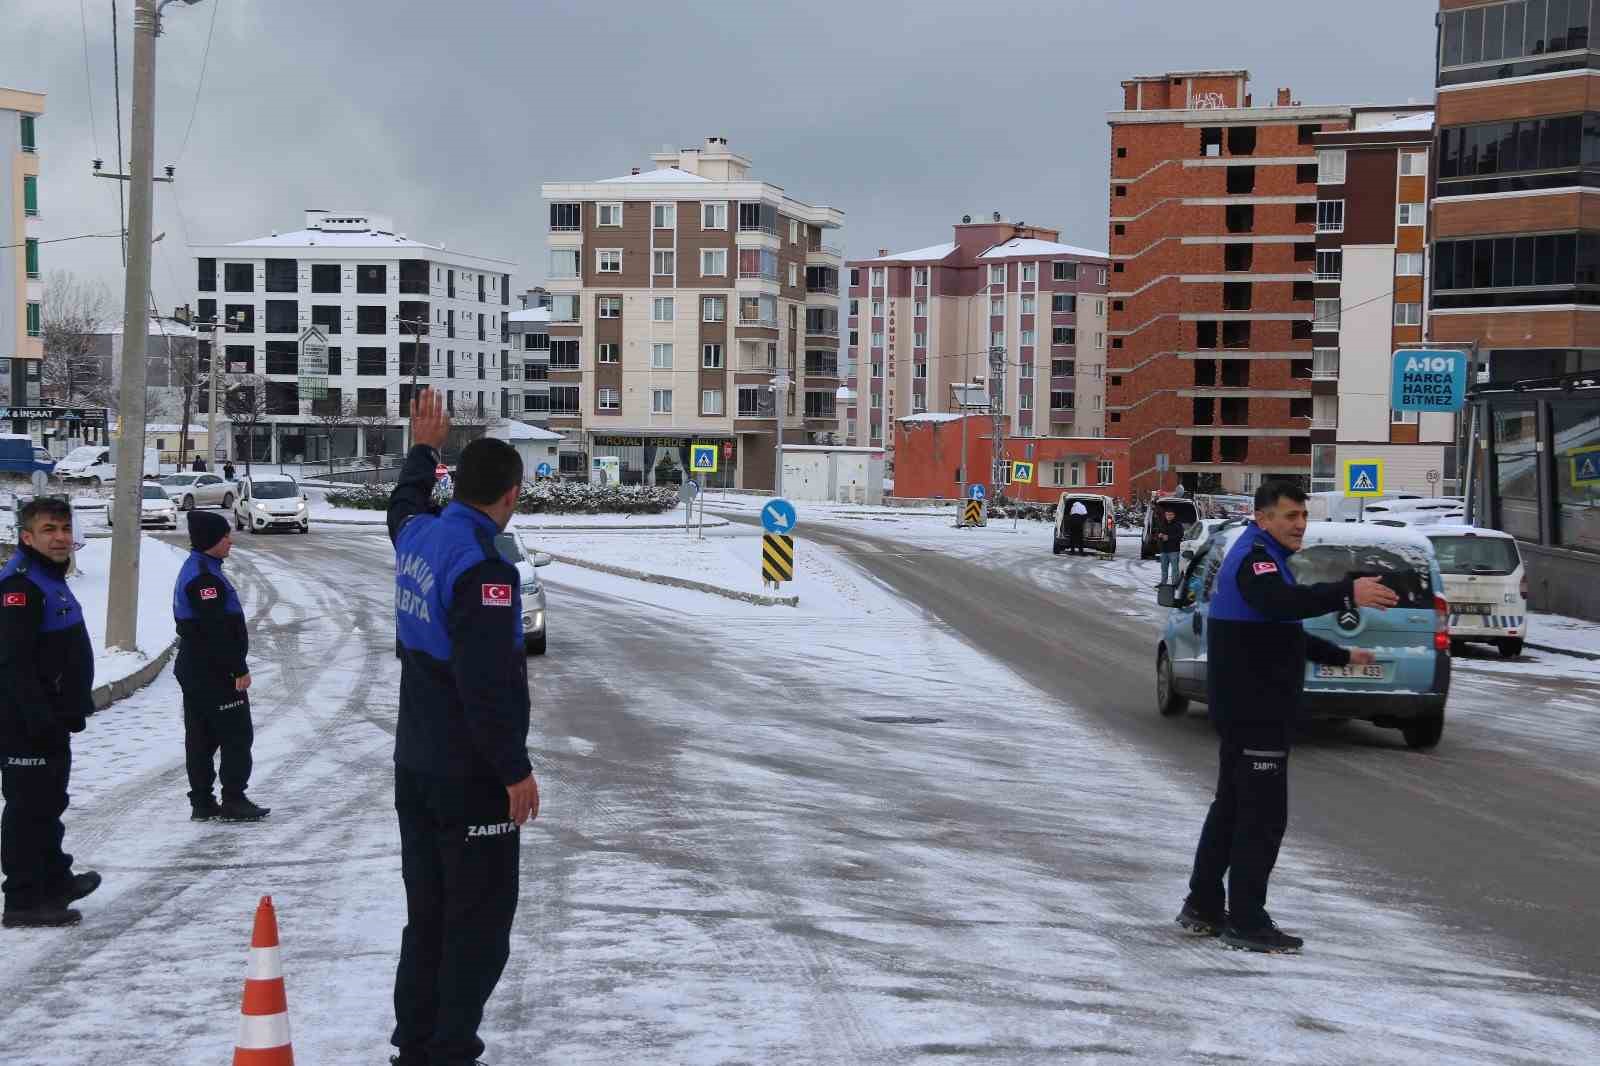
302, 493, 309, 502
1157, 585, 1180, 608
532, 552, 553, 568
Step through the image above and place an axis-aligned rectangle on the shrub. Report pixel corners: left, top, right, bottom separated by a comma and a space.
323, 479, 681, 516
325, 483, 393, 510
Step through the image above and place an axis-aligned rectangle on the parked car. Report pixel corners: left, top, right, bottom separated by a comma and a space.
1179, 517, 1239, 560
107, 483, 179, 530
159, 472, 235, 511
1421, 524, 1528, 658
1141, 495, 1200, 558
0, 435, 55, 478
1155, 521, 1451, 749
55, 443, 159, 485
233, 474, 309, 534
495, 532, 551, 656
1052, 493, 1118, 555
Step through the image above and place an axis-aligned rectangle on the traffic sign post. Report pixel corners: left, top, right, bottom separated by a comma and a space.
690, 443, 719, 474
679, 479, 699, 536
1344, 458, 1384, 520
1571, 446, 1600, 488
970, 483, 986, 501
762, 533, 795, 587
1010, 461, 1034, 485
535, 461, 552, 479
760, 498, 797, 535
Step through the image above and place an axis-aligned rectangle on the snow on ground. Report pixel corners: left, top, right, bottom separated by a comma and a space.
71, 535, 188, 686
1527, 611, 1600, 656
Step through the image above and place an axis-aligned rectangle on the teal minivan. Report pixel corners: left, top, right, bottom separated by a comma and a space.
1155, 521, 1452, 749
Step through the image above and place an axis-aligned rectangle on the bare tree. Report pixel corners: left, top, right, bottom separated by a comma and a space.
224, 374, 272, 476
308, 391, 359, 476
39, 271, 115, 406
352, 399, 399, 483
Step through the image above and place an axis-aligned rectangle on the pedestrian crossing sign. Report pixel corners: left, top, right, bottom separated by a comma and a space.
690, 443, 719, 474
1344, 458, 1384, 498
1571, 446, 1600, 488
1010, 460, 1034, 484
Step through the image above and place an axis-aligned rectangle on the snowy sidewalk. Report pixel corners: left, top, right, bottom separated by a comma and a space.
1525, 612, 1600, 660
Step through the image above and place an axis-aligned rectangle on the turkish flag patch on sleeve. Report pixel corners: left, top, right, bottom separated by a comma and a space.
481, 583, 513, 607
199, 587, 219, 601
3, 592, 26, 607
1252, 561, 1279, 576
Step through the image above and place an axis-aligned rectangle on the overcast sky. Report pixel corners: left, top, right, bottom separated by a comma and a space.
7, 0, 1439, 315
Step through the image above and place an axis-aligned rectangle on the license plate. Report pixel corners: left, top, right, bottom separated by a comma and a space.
1452, 602, 1493, 615
1316, 663, 1387, 679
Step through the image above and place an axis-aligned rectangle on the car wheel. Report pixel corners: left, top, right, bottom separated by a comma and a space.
1052, 539, 1064, 555
1498, 638, 1524, 658
1401, 713, 1445, 750
222, 493, 234, 509
1157, 647, 1188, 718
234, 514, 244, 532
248, 523, 258, 534
181, 495, 194, 511
526, 632, 547, 656
1450, 638, 1467, 655
300, 523, 310, 534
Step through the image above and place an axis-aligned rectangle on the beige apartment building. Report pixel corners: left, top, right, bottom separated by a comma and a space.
539, 137, 845, 489
2, 86, 44, 419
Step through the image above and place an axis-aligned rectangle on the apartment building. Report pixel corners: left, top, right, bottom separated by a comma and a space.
1, 86, 44, 422
1107, 71, 1353, 497
506, 287, 553, 439
1432, 0, 1600, 616
538, 137, 844, 490
191, 210, 514, 464
846, 218, 1109, 464
1311, 108, 1454, 495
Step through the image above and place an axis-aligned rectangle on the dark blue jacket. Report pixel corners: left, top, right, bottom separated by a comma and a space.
0, 545, 94, 755
388, 445, 531, 785
1206, 523, 1352, 728
173, 550, 249, 689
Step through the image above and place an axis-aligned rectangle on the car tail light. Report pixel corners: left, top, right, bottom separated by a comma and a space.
1434, 594, 1450, 652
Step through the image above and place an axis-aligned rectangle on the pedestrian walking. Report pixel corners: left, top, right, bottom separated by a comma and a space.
1066, 499, 1089, 555
192, 455, 207, 473
1177, 481, 1397, 953
223, 461, 236, 482
1156, 507, 1186, 587
174, 510, 268, 823
387, 387, 539, 1066
0, 497, 101, 928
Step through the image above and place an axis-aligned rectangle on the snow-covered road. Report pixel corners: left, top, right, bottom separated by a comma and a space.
0, 525, 1596, 1064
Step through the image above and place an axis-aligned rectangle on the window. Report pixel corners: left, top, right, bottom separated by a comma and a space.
652, 296, 674, 322
1394, 302, 1423, 325
738, 386, 767, 416
264, 341, 299, 375
1399, 150, 1427, 176
1052, 293, 1076, 314
597, 249, 622, 274
870, 268, 885, 287
549, 249, 580, 279
356, 265, 386, 294
356, 347, 387, 376
1097, 460, 1114, 485
1392, 407, 1420, 424
1397, 203, 1426, 226
1052, 358, 1075, 376
1314, 298, 1341, 329
1021, 264, 1036, 282
788, 262, 798, 288
702, 389, 724, 415
198, 258, 217, 293
549, 339, 580, 369
990, 330, 1005, 348
549, 386, 580, 415
702, 295, 726, 322
914, 331, 927, 348
1395, 252, 1425, 276
788, 219, 799, 244
989, 265, 1006, 285
550, 202, 581, 231
914, 362, 928, 379
1053, 261, 1078, 282
597, 388, 620, 411
700, 249, 727, 277
597, 297, 621, 319
25, 301, 41, 337
1315, 250, 1342, 280
653, 250, 675, 276
1019, 388, 1033, 410
266, 301, 300, 333
1021, 295, 1037, 315
597, 202, 622, 226
310, 263, 340, 294
1051, 390, 1074, 410
702, 202, 727, 229
524, 331, 549, 352
872, 332, 884, 348
990, 295, 1004, 316
224, 262, 255, 292
702, 343, 724, 369
1316, 200, 1345, 233
22, 175, 37, 217
23, 238, 38, 279
914, 267, 929, 286
1316, 149, 1346, 183
871, 361, 883, 378
1053, 326, 1076, 345
913, 299, 927, 317
1021, 329, 1036, 346
264, 259, 298, 293
651, 343, 673, 369
597, 343, 619, 364
653, 203, 676, 229
19, 114, 35, 152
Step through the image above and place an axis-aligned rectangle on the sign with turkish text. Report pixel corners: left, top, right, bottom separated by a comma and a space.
1391, 349, 1469, 412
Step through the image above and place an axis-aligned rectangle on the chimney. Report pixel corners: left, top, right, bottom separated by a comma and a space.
631, 167, 640, 175
878, 248, 888, 256
1276, 87, 1292, 106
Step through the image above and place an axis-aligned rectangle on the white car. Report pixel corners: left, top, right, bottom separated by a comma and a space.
233, 474, 310, 534
159, 472, 235, 511
1179, 517, 1239, 560
1422, 524, 1528, 658
495, 532, 551, 656
107, 484, 179, 530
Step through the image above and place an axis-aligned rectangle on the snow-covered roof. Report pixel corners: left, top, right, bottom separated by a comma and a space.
247, 473, 298, 483
229, 229, 443, 249
864, 242, 957, 263
1415, 523, 1512, 539
897, 412, 965, 424
980, 238, 1108, 260
507, 308, 551, 323
1359, 112, 1434, 134
490, 420, 564, 442
598, 167, 712, 184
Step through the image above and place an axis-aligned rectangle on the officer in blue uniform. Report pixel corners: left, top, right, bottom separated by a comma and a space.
387, 388, 539, 1066
174, 510, 268, 822
0, 497, 101, 928
1177, 480, 1397, 953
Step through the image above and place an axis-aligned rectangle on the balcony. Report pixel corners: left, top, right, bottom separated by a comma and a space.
738, 348, 778, 371
1312, 350, 1340, 380
805, 323, 839, 337
738, 265, 780, 281
808, 242, 843, 257
738, 221, 779, 237
399, 280, 430, 295
807, 279, 839, 296
805, 360, 839, 378
1311, 415, 1337, 430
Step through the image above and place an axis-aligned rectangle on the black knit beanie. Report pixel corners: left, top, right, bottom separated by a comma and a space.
188, 510, 230, 553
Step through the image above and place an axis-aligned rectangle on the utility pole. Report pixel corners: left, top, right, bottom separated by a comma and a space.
395, 314, 431, 453
989, 345, 1007, 501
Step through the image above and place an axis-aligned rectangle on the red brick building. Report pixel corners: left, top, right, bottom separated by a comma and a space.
1106, 71, 1354, 497
892, 413, 1131, 504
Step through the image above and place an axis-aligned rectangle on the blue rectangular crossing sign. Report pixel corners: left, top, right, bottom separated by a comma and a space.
1391, 350, 1469, 412
1344, 458, 1384, 498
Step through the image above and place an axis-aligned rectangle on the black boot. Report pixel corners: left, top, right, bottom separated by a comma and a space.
1221, 918, 1304, 954
219, 796, 270, 822
191, 796, 223, 821
59, 871, 101, 905
1175, 899, 1226, 937
3, 903, 82, 928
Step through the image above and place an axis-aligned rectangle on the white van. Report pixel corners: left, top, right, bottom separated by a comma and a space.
56, 444, 159, 485
233, 473, 310, 534
1422, 525, 1528, 657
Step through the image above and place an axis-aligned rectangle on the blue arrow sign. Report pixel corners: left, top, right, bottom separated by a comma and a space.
761, 498, 797, 534
535, 462, 552, 478
969, 483, 986, 500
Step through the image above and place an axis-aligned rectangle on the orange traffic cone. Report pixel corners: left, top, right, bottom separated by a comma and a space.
232, 895, 295, 1065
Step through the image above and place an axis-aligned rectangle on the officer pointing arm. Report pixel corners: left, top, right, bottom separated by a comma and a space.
1233, 539, 1398, 667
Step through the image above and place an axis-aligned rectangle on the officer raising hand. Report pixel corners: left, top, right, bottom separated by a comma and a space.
386, 387, 539, 1066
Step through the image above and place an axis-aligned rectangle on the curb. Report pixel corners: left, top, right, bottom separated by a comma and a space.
515, 517, 730, 533
540, 551, 798, 607
1525, 640, 1600, 662
91, 638, 177, 711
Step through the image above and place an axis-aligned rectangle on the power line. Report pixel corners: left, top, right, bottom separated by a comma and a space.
175, 0, 218, 164
0, 231, 126, 249
78, 0, 100, 156
110, 0, 127, 267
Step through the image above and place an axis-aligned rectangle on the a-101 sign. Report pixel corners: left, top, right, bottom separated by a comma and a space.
1390, 350, 1469, 413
